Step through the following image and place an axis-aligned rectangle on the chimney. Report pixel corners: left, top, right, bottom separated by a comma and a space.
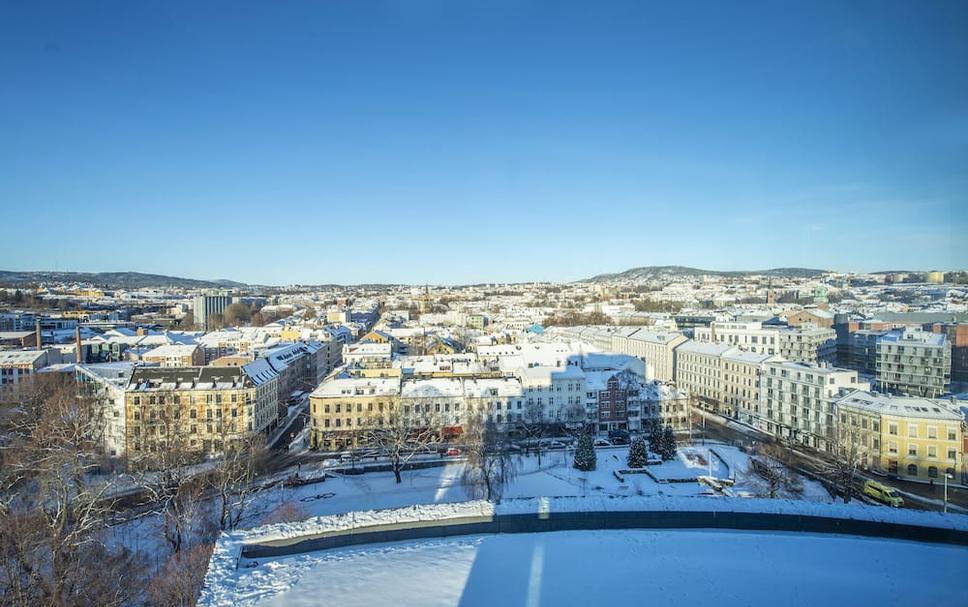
35, 320, 42, 349
75, 326, 84, 364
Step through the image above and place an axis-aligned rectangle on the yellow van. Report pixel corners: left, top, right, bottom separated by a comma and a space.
863, 480, 904, 507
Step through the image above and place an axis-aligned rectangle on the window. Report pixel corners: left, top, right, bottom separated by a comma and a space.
948, 428, 957, 441
928, 466, 938, 478
888, 423, 898, 436
906, 464, 918, 476
928, 446, 936, 458
948, 449, 957, 461
907, 426, 917, 438
908, 445, 917, 457
927, 426, 937, 439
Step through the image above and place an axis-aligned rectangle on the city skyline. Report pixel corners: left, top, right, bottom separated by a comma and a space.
2, 1, 966, 284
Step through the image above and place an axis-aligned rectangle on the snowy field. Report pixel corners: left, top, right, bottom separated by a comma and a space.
230, 530, 967, 606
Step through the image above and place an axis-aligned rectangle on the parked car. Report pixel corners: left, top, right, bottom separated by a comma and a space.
863, 480, 903, 507
445, 447, 461, 457
593, 438, 612, 447
608, 429, 630, 444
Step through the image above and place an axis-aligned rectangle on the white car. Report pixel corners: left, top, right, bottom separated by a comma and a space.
593, 439, 612, 447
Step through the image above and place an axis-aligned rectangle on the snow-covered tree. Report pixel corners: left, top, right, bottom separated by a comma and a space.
660, 425, 678, 460
627, 436, 648, 468
574, 430, 597, 471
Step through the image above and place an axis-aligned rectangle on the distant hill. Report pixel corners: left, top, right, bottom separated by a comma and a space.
585, 266, 828, 282
0, 270, 248, 290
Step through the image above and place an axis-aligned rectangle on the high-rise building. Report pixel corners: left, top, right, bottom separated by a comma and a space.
193, 293, 232, 330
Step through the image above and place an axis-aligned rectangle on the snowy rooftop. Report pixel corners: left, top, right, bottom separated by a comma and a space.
311, 377, 400, 399
836, 390, 963, 421
401, 378, 465, 398
142, 343, 199, 358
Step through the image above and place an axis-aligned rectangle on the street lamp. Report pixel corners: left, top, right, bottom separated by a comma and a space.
944, 472, 954, 513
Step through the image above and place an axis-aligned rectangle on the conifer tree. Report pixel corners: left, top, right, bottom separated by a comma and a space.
627, 436, 648, 468
574, 430, 597, 471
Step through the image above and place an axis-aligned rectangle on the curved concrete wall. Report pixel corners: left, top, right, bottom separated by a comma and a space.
242, 510, 968, 560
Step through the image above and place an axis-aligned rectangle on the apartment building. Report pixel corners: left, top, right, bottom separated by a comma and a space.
75, 361, 136, 463
758, 361, 866, 451
694, 321, 836, 364
141, 343, 204, 367
463, 377, 526, 427
343, 342, 393, 369
401, 377, 465, 431
673, 341, 732, 412
308, 345, 672, 451
673, 341, 778, 420
0, 349, 61, 394
610, 328, 688, 382
875, 328, 951, 398
926, 322, 968, 383
124, 366, 278, 465
836, 390, 963, 482
552, 325, 688, 382
309, 377, 401, 451
721, 349, 780, 422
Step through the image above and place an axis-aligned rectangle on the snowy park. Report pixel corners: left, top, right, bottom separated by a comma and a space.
251, 442, 833, 522
115, 441, 835, 563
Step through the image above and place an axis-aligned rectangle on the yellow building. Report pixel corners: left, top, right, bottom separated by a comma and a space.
309, 376, 400, 451
926, 271, 945, 284
125, 366, 277, 466
836, 391, 963, 483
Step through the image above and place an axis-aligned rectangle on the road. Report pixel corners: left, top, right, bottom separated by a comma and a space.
691, 409, 967, 513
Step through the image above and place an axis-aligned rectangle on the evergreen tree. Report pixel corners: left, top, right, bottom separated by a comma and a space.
627, 436, 648, 468
573, 431, 597, 471
647, 420, 662, 457
661, 425, 678, 460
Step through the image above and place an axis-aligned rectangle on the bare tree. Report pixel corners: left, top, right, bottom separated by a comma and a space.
825, 420, 867, 504
748, 441, 800, 499
519, 400, 546, 466
364, 406, 440, 484
147, 543, 214, 607
0, 374, 143, 607
161, 475, 213, 554
460, 416, 516, 502
132, 403, 211, 555
208, 433, 268, 531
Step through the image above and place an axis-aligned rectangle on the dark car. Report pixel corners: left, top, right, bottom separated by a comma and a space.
608, 429, 630, 444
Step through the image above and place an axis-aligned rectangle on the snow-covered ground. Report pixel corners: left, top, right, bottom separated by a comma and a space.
222, 530, 967, 606
113, 442, 832, 568
256, 443, 832, 521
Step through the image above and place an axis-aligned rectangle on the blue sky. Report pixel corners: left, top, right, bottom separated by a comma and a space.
1, 1, 966, 285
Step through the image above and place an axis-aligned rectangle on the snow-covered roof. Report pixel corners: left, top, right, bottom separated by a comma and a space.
836, 390, 963, 421
401, 378, 464, 399
311, 377, 400, 399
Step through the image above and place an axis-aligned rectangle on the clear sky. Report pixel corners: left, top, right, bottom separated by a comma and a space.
1, 1, 966, 285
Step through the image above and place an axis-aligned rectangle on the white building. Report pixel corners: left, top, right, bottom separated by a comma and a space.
758, 361, 867, 451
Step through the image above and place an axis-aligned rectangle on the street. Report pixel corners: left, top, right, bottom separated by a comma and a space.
690, 409, 968, 513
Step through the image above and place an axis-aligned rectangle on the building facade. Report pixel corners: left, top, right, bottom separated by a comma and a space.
875, 328, 951, 398
836, 390, 964, 483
